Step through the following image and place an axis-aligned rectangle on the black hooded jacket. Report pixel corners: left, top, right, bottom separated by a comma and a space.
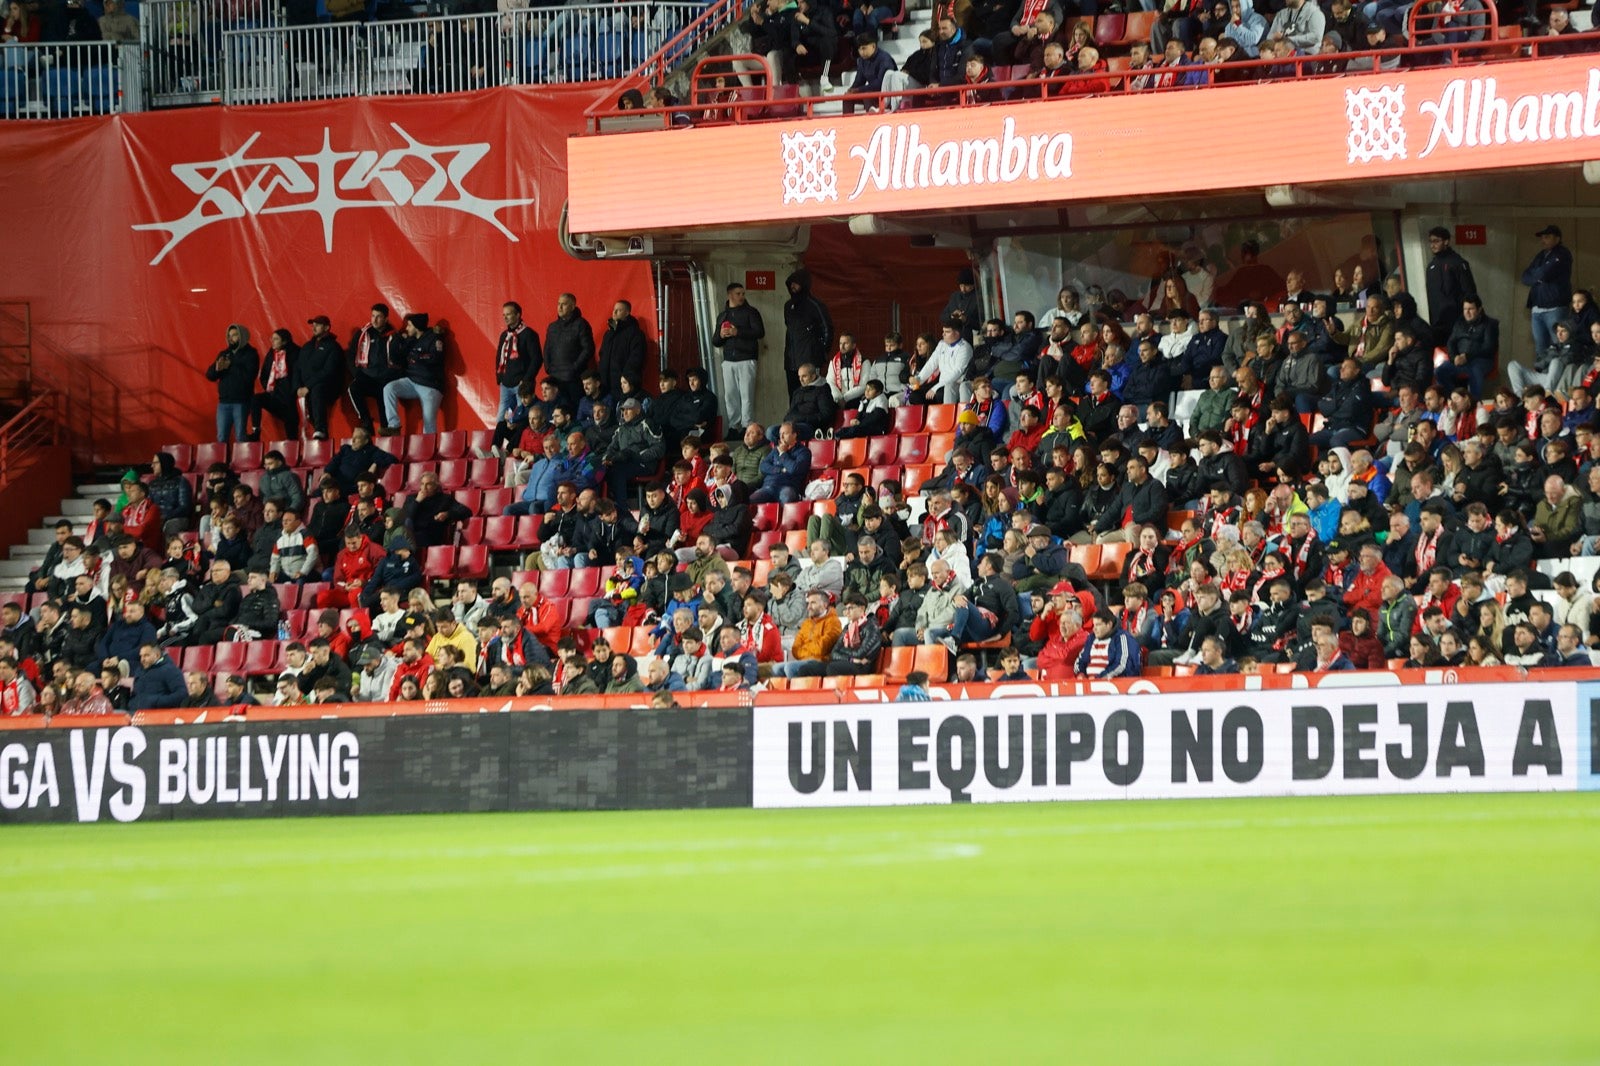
205, 324, 259, 404
782, 269, 833, 372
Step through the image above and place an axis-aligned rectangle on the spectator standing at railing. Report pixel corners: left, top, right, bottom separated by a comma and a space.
1522, 225, 1573, 361
205, 324, 259, 445
597, 300, 645, 401
98, 0, 137, 41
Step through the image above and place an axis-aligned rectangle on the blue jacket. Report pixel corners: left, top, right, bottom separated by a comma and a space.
850, 47, 897, 94
1075, 628, 1143, 678
521, 455, 563, 509
758, 444, 811, 495
131, 655, 186, 710
554, 449, 603, 492
1180, 328, 1227, 380
1307, 500, 1340, 543
96, 618, 159, 666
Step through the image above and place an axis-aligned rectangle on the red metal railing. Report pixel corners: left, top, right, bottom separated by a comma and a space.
0, 389, 64, 488
587, 0, 747, 117
583, 23, 1600, 133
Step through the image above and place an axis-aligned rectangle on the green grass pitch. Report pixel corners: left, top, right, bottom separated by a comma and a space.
3, 793, 1597, 1064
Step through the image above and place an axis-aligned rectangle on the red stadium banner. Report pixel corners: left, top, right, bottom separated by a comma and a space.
567, 55, 1600, 233
6, 665, 1599, 732
0, 87, 649, 455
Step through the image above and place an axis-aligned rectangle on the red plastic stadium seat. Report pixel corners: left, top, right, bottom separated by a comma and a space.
274, 584, 297, 613
403, 462, 438, 494
784, 529, 809, 554
167, 443, 195, 472
482, 487, 515, 514
569, 569, 601, 598
452, 488, 482, 514
752, 503, 780, 532
1094, 543, 1131, 581
265, 440, 300, 467
927, 431, 956, 462
457, 545, 490, 579
1120, 9, 1157, 44
403, 434, 438, 463
230, 442, 263, 473
752, 559, 773, 586
751, 531, 782, 559
460, 517, 486, 545
379, 465, 404, 495
779, 502, 810, 531
212, 643, 249, 674
911, 643, 949, 681
628, 627, 658, 657
423, 545, 457, 580
468, 458, 502, 489
901, 463, 935, 494
835, 439, 867, 467
924, 405, 957, 433
436, 459, 469, 492
301, 438, 334, 469
898, 434, 930, 465
1094, 11, 1125, 44
299, 582, 329, 607
243, 641, 283, 676
236, 469, 263, 495
539, 569, 571, 598
515, 514, 543, 544
194, 442, 228, 471
483, 515, 517, 549
807, 440, 836, 468
865, 435, 898, 466
869, 465, 901, 489
182, 645, 215, 674
563, 598, 593, 627
881, 645, 917, 683
436, 431, 468, 460
892, 406, 924, 434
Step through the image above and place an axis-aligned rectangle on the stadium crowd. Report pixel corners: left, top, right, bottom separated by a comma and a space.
718, 0, 1597, 105
7, 225, 1600, 715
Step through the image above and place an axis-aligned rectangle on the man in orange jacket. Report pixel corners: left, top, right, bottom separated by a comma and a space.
775, 590, 841, 678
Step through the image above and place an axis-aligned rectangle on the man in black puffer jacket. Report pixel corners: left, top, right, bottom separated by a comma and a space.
598, 300, 646, 400
544, 293, 596, 406
295, 315, 344, 441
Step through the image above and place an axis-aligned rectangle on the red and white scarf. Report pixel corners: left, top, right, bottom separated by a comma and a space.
1414, 528, 1440, 574
828, 349, 863, 395
266, 347, 290, 388
1289, 533, 1319, 579
497, 324, 525, 376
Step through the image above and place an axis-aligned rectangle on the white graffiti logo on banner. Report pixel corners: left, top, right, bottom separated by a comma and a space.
132, 123, 536, 265
1344, 84, 1407, 164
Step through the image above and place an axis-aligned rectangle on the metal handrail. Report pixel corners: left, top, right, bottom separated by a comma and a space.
0, 389, 64, 488
583, 23, 1600, 133
584, 0, 745, 116
219, 1, 703, 104
0, 41, 133, 119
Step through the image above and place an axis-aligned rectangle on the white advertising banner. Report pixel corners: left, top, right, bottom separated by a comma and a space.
751, 683, 1579, 808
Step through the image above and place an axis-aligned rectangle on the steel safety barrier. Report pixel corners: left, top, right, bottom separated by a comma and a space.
220, 2, 700, 105
0, 40, 137, 119
141, 0, 282, 107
